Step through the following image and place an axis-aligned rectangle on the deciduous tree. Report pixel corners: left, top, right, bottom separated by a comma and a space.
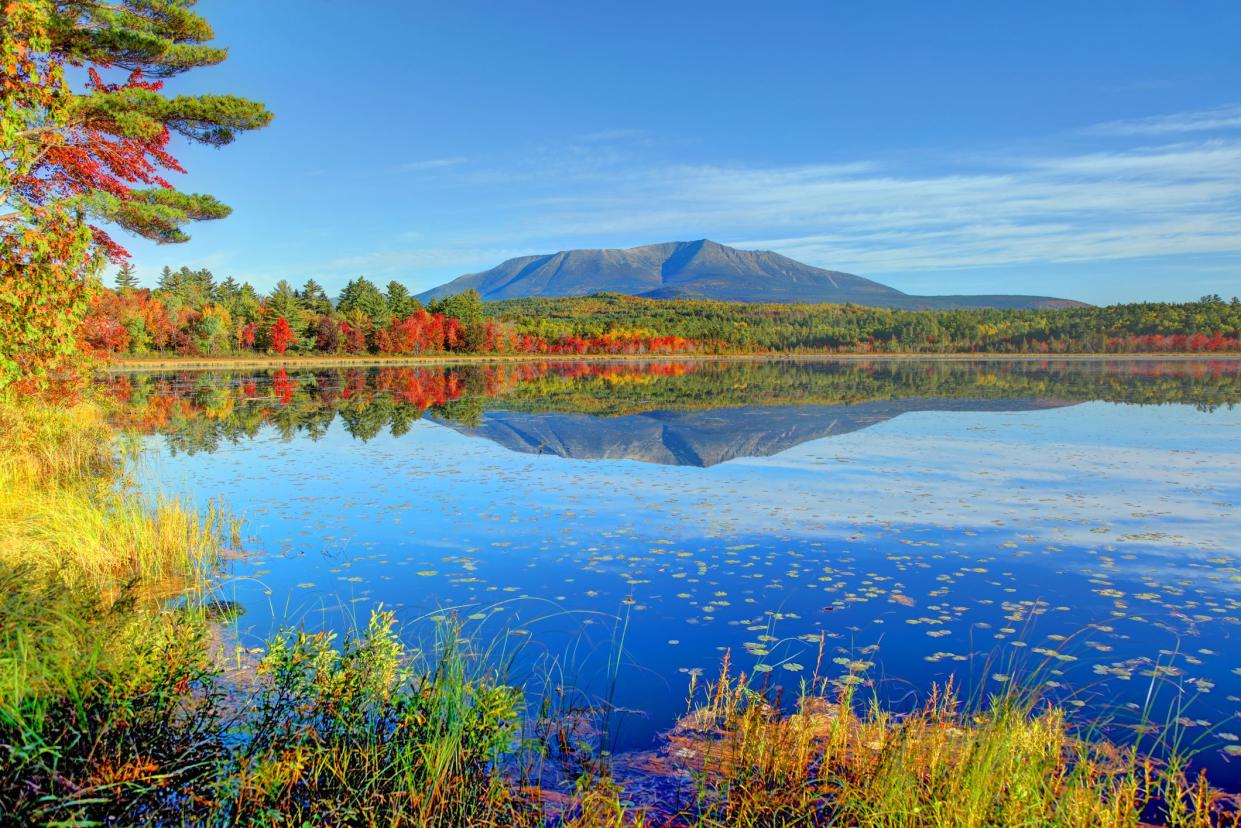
270, 316, 293, 355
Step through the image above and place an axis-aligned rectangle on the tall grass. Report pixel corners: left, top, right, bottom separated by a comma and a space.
0, 396, 539, 826
219, 611, 537, 826
631, 652, 1240, 827
0, 399, 232, 585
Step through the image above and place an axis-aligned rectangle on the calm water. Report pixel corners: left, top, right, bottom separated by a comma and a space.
108, 359, 1241, 781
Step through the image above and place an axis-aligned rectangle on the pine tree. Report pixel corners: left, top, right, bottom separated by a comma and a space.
216, 276, 241, 303
385, 280, 419, 318
267, 280, 303, 321
299, 279, 332, 316
115, 261, 139, 291
0, 0, 270, 389
338, 277, 390, 325
4, 1, 272, 261
157, 265, 180, 293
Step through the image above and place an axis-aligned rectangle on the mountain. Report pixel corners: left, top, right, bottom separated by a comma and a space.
417, 240, 1084, 309
431, 399, 1077, 467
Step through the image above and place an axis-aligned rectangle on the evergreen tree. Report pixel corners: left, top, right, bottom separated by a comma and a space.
0, 0, 270, 389
431, 289, 484, 327
114, 262, 139, 291
337, 277, 390, 325
30, 1, 273, 251
298, 279, 332, 316
267, 280, 303, 321
234, 283, 262, 326
216, 276, 241, 303
157, 265, 179, 293
189, 267, 216, 303
386, 280, 419, 318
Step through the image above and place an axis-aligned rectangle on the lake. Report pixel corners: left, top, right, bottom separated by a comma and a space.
106, 358, 1241, 784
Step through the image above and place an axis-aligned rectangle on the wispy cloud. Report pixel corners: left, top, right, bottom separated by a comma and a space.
477, 137, 1241, 275
1084, 105, 1241, 136
575, 128, 653, 143
392, 157, 467, 173
278, 107, 1241, 290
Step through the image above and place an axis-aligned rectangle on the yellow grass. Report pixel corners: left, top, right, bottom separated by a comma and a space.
0, 397, 233, 585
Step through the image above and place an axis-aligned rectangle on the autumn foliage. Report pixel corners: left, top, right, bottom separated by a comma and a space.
270, 317, 294, 355
0, 0, 270, 392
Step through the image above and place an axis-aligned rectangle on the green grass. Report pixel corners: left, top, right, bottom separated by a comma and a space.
0, 398, 538, 826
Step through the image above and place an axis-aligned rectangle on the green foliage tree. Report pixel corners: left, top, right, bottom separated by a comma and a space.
298, 279, 332, 316
267, 280, 303, 321
430, 289, 485, 348
429, 289, 483, 327
338, 277, 390, 326
157, 265, 178, 292
215, 276, 241, 303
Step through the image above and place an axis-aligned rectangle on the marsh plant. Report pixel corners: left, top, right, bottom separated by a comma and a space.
0, 401, 535, 826
623, 653, 1241, 827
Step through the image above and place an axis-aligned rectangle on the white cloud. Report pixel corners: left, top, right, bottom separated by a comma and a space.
474, 138, 1241, 275
392, 157, 467, 173
1085, 105, 1241, 136
271, 108, 1241, 289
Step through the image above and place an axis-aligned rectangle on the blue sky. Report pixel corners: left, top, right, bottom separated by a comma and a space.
121, 0, 1241, 304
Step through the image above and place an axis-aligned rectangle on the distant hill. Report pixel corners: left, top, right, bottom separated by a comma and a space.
417, 239, 1084, 309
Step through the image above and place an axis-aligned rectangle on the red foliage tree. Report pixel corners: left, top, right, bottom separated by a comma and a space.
270, 316, 294, 355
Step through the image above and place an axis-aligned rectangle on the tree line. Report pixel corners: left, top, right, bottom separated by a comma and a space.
83, 267, 702, 357
86, 269, 1241, 358
488, 293, 1241, 354
105, 358, 1241, 455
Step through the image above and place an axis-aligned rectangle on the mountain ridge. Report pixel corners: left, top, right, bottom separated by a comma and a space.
417, 239, 1085, 309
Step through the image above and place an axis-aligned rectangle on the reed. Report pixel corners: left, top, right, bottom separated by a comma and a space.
632, 655, 1240, 827
0, 398, 234, 585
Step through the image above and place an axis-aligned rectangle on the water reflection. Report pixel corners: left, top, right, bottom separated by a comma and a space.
436, 400, 1078, 466
107, 358, 1241, 785
105, 358, 1240, 464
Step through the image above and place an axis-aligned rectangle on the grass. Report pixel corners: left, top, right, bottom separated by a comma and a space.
0, 397, 538, 826
617, 653, 1241, 827
1, 391, 1238, 826
0, 399, 232, 586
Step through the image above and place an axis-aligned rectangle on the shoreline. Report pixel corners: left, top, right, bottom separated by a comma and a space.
104, 351, 1241, 371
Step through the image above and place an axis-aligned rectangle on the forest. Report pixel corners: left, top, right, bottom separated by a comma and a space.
84, 265, 1241, 359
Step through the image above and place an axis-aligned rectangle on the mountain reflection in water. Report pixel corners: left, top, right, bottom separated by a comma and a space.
435, 400, 1074, 466
104, 358, 1239, 464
